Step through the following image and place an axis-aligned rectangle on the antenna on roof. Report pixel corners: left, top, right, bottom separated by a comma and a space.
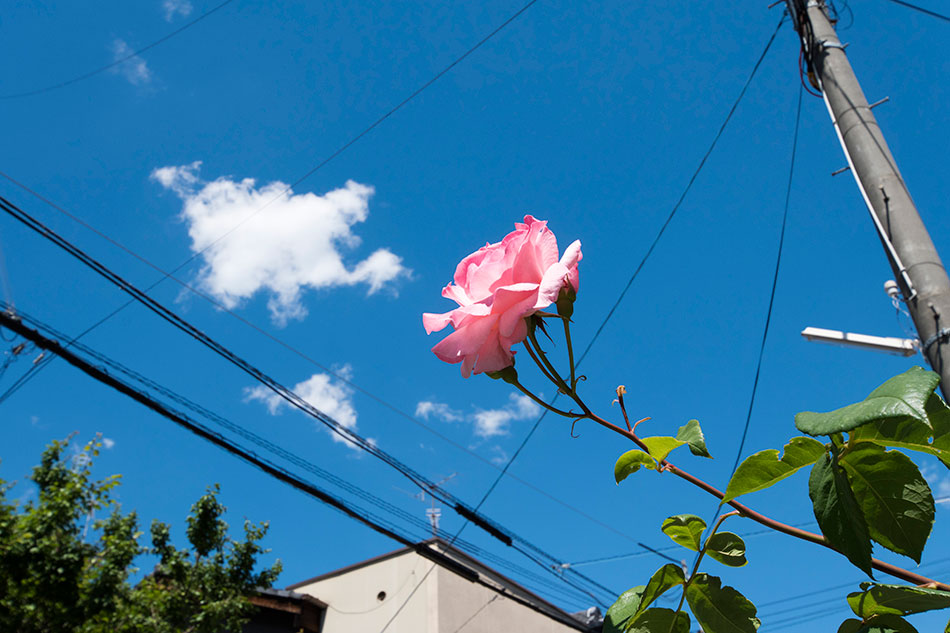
394, 473, 457, 537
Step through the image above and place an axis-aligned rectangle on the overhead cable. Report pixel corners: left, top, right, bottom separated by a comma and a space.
0, 0, 238, 99
0, 0, 540, 400
0, 303, 597, 609
0, 309, 594, 628
728, 83, 803, 478
880, 0, 950, 23
463, 10, 787, 544
0, 193, 616, 607
0, 170, 645, 550
694, 80, 803, 574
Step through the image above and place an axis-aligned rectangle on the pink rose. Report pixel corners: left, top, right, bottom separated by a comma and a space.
423, 215, 582, 377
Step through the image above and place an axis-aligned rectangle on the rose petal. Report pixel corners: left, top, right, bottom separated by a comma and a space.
422, 311, 453, 334
492, 283, 541, 338
536, 262, 570, 309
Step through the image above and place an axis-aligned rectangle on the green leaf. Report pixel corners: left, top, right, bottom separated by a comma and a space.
838, 444, 934, 562
603, 586, 645, 633
705, 531, 747, 567
684, 573, 760, 633
809, 453, 873, 576
847, 583, 950, 619
839, 619, 865, 633
926, 394, 950, 468
637, 564, 686, 614
722, 436, 825, 503
852, 393, 950, 469
661, 515, 706, 552
796, 368, 938, 437
641, 436, 686, 464
627, 608, 690, 633
615, 450, 657, 483
838, 615, 919, 633
675, 419, 711, 458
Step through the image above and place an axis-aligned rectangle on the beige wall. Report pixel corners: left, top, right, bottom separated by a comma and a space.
435, 565, 581, 633
294, 549, 584, 633
293, 550, 437, 633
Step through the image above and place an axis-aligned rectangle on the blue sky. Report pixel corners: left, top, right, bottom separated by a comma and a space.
2, 0, 950, 630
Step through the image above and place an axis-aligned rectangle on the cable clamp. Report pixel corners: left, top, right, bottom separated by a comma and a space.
922, 328, 950, 354
819, 39, 846, 50
805, 0, 821, 7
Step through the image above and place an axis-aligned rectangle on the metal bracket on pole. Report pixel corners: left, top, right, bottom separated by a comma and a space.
818, 39, 846, 50
923, 328, 950, 355
819, 91, 917, 301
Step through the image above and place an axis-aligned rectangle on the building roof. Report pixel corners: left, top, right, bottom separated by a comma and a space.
287, 538, 601, 632
247, 587, 327, 633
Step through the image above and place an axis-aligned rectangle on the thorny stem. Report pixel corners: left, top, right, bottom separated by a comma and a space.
522, 340, 560, 387
527, 330, 574, 397
583, 408, 950, 591
616, 387, 632, 431
562, 318, 577, 390
521, 321, 950, 590
508, 376, 580, 419
676, 511, 741, 613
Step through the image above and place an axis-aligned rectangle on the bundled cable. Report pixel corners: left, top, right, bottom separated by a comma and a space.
0, 193, 617, 606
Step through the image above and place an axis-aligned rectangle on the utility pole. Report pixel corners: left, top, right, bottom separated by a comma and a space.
786, 0, 950, 398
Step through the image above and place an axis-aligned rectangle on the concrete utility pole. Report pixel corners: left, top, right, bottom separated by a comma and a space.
786, 0, 950, 398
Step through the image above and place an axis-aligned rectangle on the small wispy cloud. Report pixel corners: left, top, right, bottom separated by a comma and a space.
416, 401, 463, 423
473, 395, 538, 438
417, 394, 539, 439
162, 0, 193, 21
110, 39, 152, 86
102, 438, 116, 450
246, 366, 372, 452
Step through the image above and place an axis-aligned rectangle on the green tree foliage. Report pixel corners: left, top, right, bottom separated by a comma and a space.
0, 437, 281, 633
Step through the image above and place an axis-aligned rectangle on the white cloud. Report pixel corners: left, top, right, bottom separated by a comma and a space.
418, 394, 539, 439
162, 0, 192, 21
246, 367, 370, 451
102, 438, 116, 450
110, 39, 151, 86
416, 401, 463, 422
151, 162, 409, 324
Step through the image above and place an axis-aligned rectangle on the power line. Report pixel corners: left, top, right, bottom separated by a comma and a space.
0, 0, 238, 99
880, 0, 950, 23
729, 83, 803, 476
0, 193, 617, 608
574, 13, 787, 365
0, 309, 595, 630
0, 171, 649, 552
139, 0, 544, 289
755, 556, 950, 630
695, 80, 803, 557
461, 9, 787, 550
0, 0, 540, 392
0, 0, 544, 467
0, 303, 598, 610
452, 595, 500, 633
563, 521, 819, 568
0, 0, 580, 524
374, 17, 790, 628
